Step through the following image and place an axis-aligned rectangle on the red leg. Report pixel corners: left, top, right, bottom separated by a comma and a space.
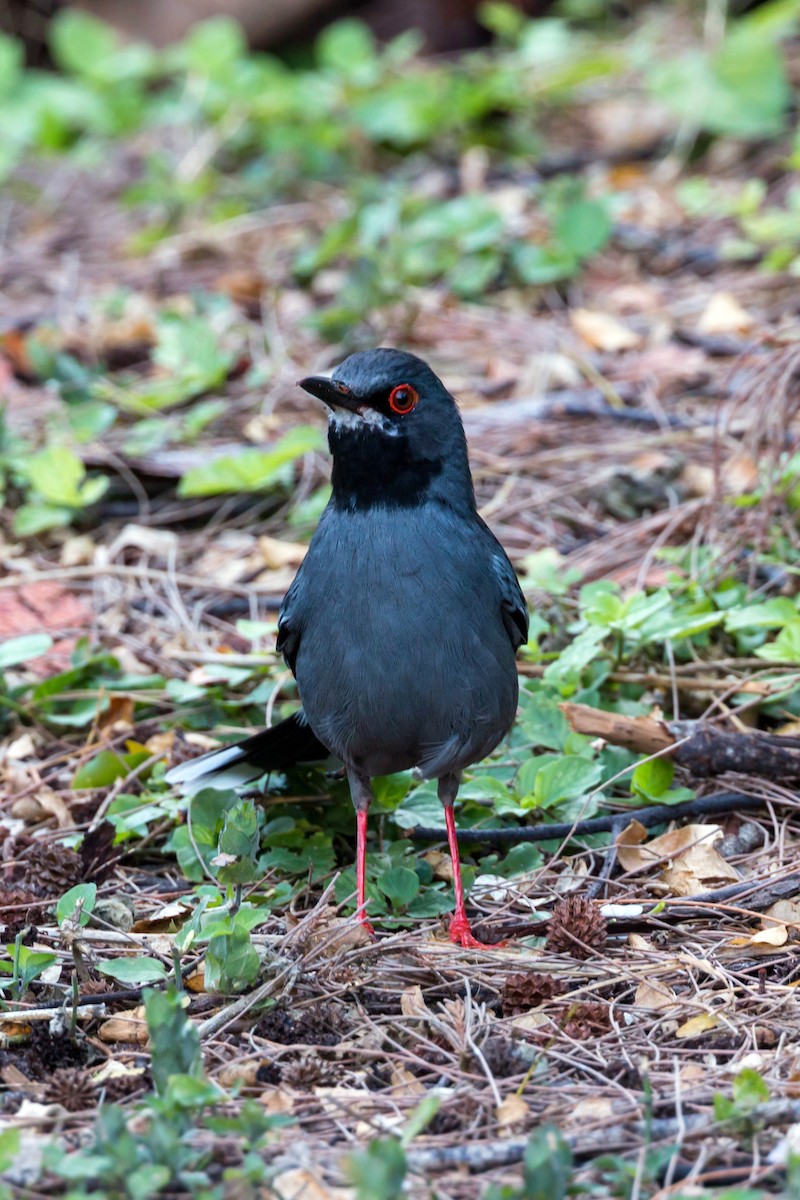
349, 770, 375, 936
442, 799, 503, 950
355, 806, 375, 936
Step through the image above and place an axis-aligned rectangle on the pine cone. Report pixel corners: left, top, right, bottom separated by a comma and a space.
80, 821, 118, 885
0, 889, 44, 941
480, 1036, 526, 1078
26, 1027, 87, 1078
502, 971, 565, 1016
43, 1068, 97, 1112
255, 1003, 342, 1047
559, 1002, 611, 1041
545, 896, 607, 959
280, 1054, 340, 1091
24, 842, 83, 897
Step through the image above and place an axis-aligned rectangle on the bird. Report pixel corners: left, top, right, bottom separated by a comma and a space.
166, 348, 529, 948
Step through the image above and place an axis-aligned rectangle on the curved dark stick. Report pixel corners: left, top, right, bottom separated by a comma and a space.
406, 791, 767, 847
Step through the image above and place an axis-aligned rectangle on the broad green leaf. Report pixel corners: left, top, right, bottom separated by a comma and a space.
56, 883, 97, 928
725, 597, 798, 632
73, 750, 129, 789
756, 620, 800, 662
204, 926, 261, 993
144, 987, 203, 1094
178, 428, 323, 497
377, 866, 420, 907
0, 634, 52, 669
97, 956, 168, 985
50, 10, 119, 77
25, 445, 108, 508
631, 756, 674, 800
533, 755, 603, 807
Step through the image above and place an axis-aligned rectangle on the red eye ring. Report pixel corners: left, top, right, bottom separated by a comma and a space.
388, 383, 419, 415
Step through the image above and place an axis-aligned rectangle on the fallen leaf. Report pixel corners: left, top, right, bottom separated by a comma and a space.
388, 1066, 425, 1097
634, 979, 678, 1011
259, 1086, 295, 1116
617, 823, 739, 896
570, 308, 641, 352
697, 292, 753, 335
218, 1059, 270, 1088
269, 1168, 352, 1200
750, 924, 788, 947
627, 933, 651, 950
423, 849, 454, 882
98, 1005, 148, 1044
763, 899, 800, 928
496, 1094, 529, 1128
568, 1095, 617, 1123
616, 819, 648, 870
258, 535, 308, 569
400, 985, 430, 1020
676, 1012, 721, 1039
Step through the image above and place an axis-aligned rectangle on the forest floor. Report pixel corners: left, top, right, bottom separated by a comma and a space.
3, 7, 800, 1198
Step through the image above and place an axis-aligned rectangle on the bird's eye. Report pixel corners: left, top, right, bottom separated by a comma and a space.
388, 384, 419, 415
336, 381, 351, 395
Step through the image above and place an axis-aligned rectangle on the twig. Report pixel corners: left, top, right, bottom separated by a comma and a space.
407, 791, 765, 846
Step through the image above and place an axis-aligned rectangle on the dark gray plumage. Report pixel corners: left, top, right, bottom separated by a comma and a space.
167, 348, 528, 947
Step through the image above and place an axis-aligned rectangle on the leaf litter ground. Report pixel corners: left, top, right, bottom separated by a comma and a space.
5, 14, 800, 1200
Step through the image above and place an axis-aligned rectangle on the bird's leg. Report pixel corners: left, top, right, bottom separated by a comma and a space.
439, 774, 502, 950
348, 769, 375, 937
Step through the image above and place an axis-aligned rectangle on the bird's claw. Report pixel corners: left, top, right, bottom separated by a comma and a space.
448, 914, 505, 950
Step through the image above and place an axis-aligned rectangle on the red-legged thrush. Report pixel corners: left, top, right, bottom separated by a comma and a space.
167, 348, 529, 947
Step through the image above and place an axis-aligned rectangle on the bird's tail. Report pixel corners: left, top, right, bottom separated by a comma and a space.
165, 711, 331, 795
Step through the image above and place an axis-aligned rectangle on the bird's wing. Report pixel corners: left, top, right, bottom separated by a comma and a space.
276, 568, 306, 675
477, 517, 529, 651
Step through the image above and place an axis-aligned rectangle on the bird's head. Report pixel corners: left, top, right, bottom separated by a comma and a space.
298, 348, 474, 512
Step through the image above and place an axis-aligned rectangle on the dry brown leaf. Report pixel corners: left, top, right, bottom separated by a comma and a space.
634, 979, 678, 1011
627, 933, 651, 951
144, 730, 175, 757
697, 292, 753, 335
305, 914, 372, 953
423, 849, 454, 882
496, 1093, 529, 1128
388, 1066, 426, 1097
259, 1086, 295, 1116
510, 1011, 549, 1034
217, 1059, 269, 1088
750, 924, 788, 947
568, 1095, 617, 1123
258, 536, 308, 570
763, 899, 800, 928
617, 823, 739, 895
570, 309, 641, 352
676, 1012, 721, 1039
400, 985, 430, 1020
98, 1006, 148, 1044
616, 819, 648, 870
270, 1168, 353, 1200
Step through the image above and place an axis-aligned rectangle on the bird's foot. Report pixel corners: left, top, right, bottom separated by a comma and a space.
356, 913, 376, 939
448, 913, 505, 950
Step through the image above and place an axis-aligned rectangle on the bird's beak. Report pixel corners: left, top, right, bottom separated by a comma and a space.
298, 375, 359, 413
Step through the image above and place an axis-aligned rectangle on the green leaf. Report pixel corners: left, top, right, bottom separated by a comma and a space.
732, 1067, 770, 1112
533, 756, 603, 807
50, 10, 119, 77
185, 17, 246, 77
97, 956, 168, 985
631, 756, 674, 801
215, 798, 261, 884
521, 1125, 573, 1200
756, 619, 800, 662
24, 446, 108, 509
724, 597, 798, 632
317, 19, 376, 72
0, 634, 52, 669
72, 750, 129, 788
13, 502, 74, 536
554, 198, 611, 260
144, 987, 203, 1094
56, 883, 97, 928
0, 1129, 20, 1174
349, 1138, 407, 1200
178, 428, 322, 497
376, 866, 420, 907
204, 924, 261, 993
